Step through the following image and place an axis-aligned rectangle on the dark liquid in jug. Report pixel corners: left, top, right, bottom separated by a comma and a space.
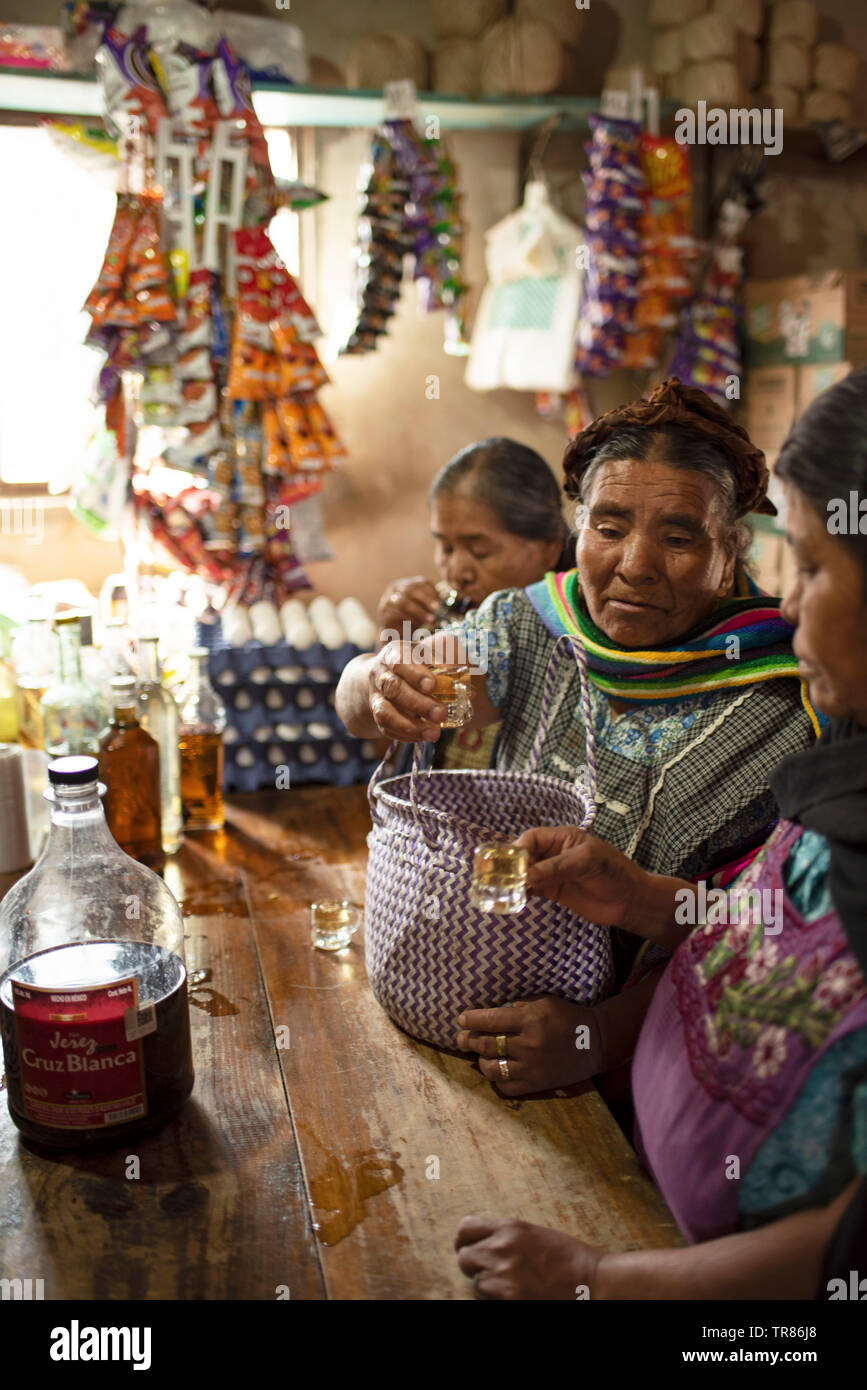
0, 939, 194, 1148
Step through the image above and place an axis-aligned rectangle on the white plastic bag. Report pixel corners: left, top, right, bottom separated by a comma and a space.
466, 182, 581, 393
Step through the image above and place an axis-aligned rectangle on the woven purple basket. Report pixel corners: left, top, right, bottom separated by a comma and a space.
364, 635, 615, 1048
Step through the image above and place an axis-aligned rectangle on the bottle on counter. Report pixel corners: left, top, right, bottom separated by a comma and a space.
12, 592, 57, 750
40, 613, 108, 758
136, 637, 182, 856
98, 675, 162, 866
0, 755, 194, 1148
177, 648, 226, 832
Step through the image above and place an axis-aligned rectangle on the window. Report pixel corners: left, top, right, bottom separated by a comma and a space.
0, 125, 117, 494
0, 123, 302, 496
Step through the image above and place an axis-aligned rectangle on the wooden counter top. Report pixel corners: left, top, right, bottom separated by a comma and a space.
0, 785, 680, 1300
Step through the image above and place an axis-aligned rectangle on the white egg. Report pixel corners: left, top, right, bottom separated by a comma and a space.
295, 688, 315, 709
265, 688, 284, 710
236, 747, 255, 767
249, 666, 271, 684
299, 745, 317, 764
253, 724, 273, 742
306, 721, 332, 739
223, 609, 253, 647
250, 600, 282, 646
276, 722, 302, 740
223, 726, 239, 745
235, 690, 253, 710
275, 665, 304, 682
217, 669, 237, 687
330, 742, 349, 762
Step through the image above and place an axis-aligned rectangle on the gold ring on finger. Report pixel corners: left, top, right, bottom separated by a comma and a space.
496, 1033, 508, 1059
498, 1058, 511, 1081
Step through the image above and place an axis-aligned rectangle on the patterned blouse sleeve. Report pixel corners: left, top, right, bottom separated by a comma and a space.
440, 588, 518, 712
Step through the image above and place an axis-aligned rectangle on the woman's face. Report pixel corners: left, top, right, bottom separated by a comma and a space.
575, 457, 736, 648
431, 489, 562, 608
781, 483, 867, 725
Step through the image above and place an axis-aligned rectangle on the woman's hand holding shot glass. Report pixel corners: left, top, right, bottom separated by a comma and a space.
365, 632, 493, 744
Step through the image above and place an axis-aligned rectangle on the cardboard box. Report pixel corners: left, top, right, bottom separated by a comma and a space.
796, 362, 852, 415
743, 365, 798, 453
744, 272, 867, 368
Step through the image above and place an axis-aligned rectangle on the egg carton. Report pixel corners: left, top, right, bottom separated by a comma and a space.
222, 687, 340, 737
223, 734, 380, 792
208, 639, 362, 682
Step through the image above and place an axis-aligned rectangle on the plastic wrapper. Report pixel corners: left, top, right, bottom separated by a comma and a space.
84, 194, 139, 314
276, 400, 326, 471
305, 398, 346, 461
97, 27, 170, 139
212, 37, 270, 170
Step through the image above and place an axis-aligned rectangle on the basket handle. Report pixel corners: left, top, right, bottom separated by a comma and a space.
526, 633, 597, 829
367, 741, 400, 826
368, 740, 441, 849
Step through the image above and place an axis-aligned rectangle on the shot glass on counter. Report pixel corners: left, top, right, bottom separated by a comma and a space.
311, 899, 360, 952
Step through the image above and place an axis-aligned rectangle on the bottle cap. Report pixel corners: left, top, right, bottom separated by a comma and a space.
48, 755, 99, 786
54, 610, 83, 628
110, 675, 137, 691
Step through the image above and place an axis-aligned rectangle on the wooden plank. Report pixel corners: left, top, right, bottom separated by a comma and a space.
0, 840, 325, 1301
224, 787, 682, 1301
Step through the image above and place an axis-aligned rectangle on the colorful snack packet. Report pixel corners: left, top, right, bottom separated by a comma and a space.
305, 397, 346, 461
277, 399, 325, 471
84, 194, 139, 311
97, 27, 169, 139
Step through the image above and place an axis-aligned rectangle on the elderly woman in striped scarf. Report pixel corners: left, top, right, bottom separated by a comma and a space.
337, 379, 822, 1093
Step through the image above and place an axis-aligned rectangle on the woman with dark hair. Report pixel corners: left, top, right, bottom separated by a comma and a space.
376, 437, 571, 769
453, 367, 867, 1299
338, 379, 821, 1092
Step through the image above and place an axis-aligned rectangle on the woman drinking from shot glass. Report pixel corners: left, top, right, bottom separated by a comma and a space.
338, 380, 822, 1094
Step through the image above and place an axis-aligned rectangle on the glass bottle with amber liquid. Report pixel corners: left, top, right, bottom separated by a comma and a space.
177, 649, 226, 831
99, 675, 162, 866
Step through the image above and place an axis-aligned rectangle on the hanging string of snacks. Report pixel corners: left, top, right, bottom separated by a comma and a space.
621, 133, 696, 372
341, 117, 469, 355
574, 114, 647, 377
66, 7, 342, 608
666, 159, 767, 406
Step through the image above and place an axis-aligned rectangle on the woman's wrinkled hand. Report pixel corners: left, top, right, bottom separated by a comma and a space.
515, 825, 645, 931
376, 576, 441, 637
455, 1216, 604, 1300
455, 996, 604, 1096
366, 639, 446, 744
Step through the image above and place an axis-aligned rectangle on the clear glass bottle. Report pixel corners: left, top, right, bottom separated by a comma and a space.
40, 613, 108, 758
13, 592, 57, 750
99, 676, 163, 866
0, 755, 194, 1148
136, 637, 182, 855
177, 649, 226, 832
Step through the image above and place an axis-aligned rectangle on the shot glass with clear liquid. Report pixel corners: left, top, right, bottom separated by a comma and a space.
470, 842, 530, 914
310, 899, 360, 952
428, 664, 473, 729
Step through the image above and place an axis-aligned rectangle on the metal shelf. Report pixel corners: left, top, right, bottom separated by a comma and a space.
0, 67, 676, 131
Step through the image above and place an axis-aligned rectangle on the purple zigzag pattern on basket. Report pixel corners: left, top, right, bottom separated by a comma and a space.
363, 632, 612, 1049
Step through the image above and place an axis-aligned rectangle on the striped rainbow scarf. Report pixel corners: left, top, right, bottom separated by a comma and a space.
525, 568, 823, 734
